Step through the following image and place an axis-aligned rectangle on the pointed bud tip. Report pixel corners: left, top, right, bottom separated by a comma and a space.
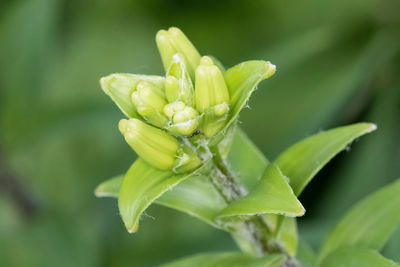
200, 56, 214, 66
118, 119, 129, 134
168, 27, 182, 36
155, 29, 168, 41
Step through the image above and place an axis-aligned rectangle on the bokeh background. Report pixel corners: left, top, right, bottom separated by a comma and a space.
1, 0, 399, 266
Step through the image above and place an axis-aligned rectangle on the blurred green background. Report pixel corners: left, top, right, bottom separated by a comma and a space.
1, 0, 399, 266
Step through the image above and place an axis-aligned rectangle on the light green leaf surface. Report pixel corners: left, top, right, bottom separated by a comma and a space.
161, 251, 285, 267
94, 128, 269, 228
224, 60, 275, 129
276, 217, 298, 257
226, 127, 269, 190
319, 179, 400, 260
218, 164, 304, 218
118, 158, 204, 233
100, 73, 164, 118
156, 175, 226, 228
94, 175, 123, 198
275, 123, 377, 196
319, 247, 399, 267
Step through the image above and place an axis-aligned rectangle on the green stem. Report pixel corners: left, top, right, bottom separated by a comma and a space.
185, 134, 293, 261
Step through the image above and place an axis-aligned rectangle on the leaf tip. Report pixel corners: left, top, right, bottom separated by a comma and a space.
264, 61, 276, 79
127, 223, 139, 234
94, 184, 106, 198
369, 123, 377, 131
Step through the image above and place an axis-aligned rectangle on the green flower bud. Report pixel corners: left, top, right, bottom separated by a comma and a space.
163, 101, 186, 119
195, 56, 230, 112
156, 27, 201, 80
195, 56, 231, 137
165, 54, 195, 106
119, 119, 179, 170
131, 81, 168, 128
164, 102, 199, 136
173, 146, 202, 173
100, 73, 164, 118
172, 106, 199, 136
119, 118, 201, 172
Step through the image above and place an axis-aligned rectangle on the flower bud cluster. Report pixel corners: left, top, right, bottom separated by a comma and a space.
100, 27, 275, 173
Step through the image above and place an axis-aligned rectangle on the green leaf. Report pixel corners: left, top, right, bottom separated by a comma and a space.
226, 127, 269, 190
100, 73, 165, 118
319, 179, 400, 260
319, 247, 399, 267
224, 60, 275, 130
94, 128, 269, 228
161, 251, 285, 267
118, 158, 206, 233
218, 164, 304, 218
275, 123, 377, 196
94, 175, 123, 198
276, 217, 298, 257
156, 175, 226, 228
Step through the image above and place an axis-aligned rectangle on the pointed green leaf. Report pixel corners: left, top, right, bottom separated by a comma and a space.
94, 175, 123, 198
218, 164, 305, 218
319, 179, 400, 260
100, 73, 164, 118
275, 123, 377, 196
118, 158, 206, 233
319, 247, 399, 267
226, 127, 269, 190
156, 175, 226, 228
161, 251, 285, 267
224, 60, 276, 129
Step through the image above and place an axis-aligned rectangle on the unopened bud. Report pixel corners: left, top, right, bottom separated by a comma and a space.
165, 54, 195, 106
173, 146, 202, 173
172, 106, 199, 136
156, 27, 200, 80
195, 56, 230, 112
119, 119, 179, 170
131, 81, 168, 128
164, 102, 199, 136
163, 101, 186, 119
119, 119, 201, 172
195, 56, 231, 137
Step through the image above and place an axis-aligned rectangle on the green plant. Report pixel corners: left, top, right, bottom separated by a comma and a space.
95, 27, 400, 266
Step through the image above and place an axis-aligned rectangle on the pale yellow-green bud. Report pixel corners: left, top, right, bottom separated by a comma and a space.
164, 102, 199, 136
119, 119, 179, 170
163, 101, 186, 119
194, 56, 231, 137
130, 81, 168, 128
173, 146, 202, 173
172, 106, 199, 136
119, 118, 201, 172
195, 56, 230, 112
156, 27, 201, 80
165, 54, 195, 106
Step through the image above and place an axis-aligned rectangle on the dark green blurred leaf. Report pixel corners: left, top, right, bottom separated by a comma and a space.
161, 251, 285, 267
319, 179, 400, 260
319, 247, 399, 267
